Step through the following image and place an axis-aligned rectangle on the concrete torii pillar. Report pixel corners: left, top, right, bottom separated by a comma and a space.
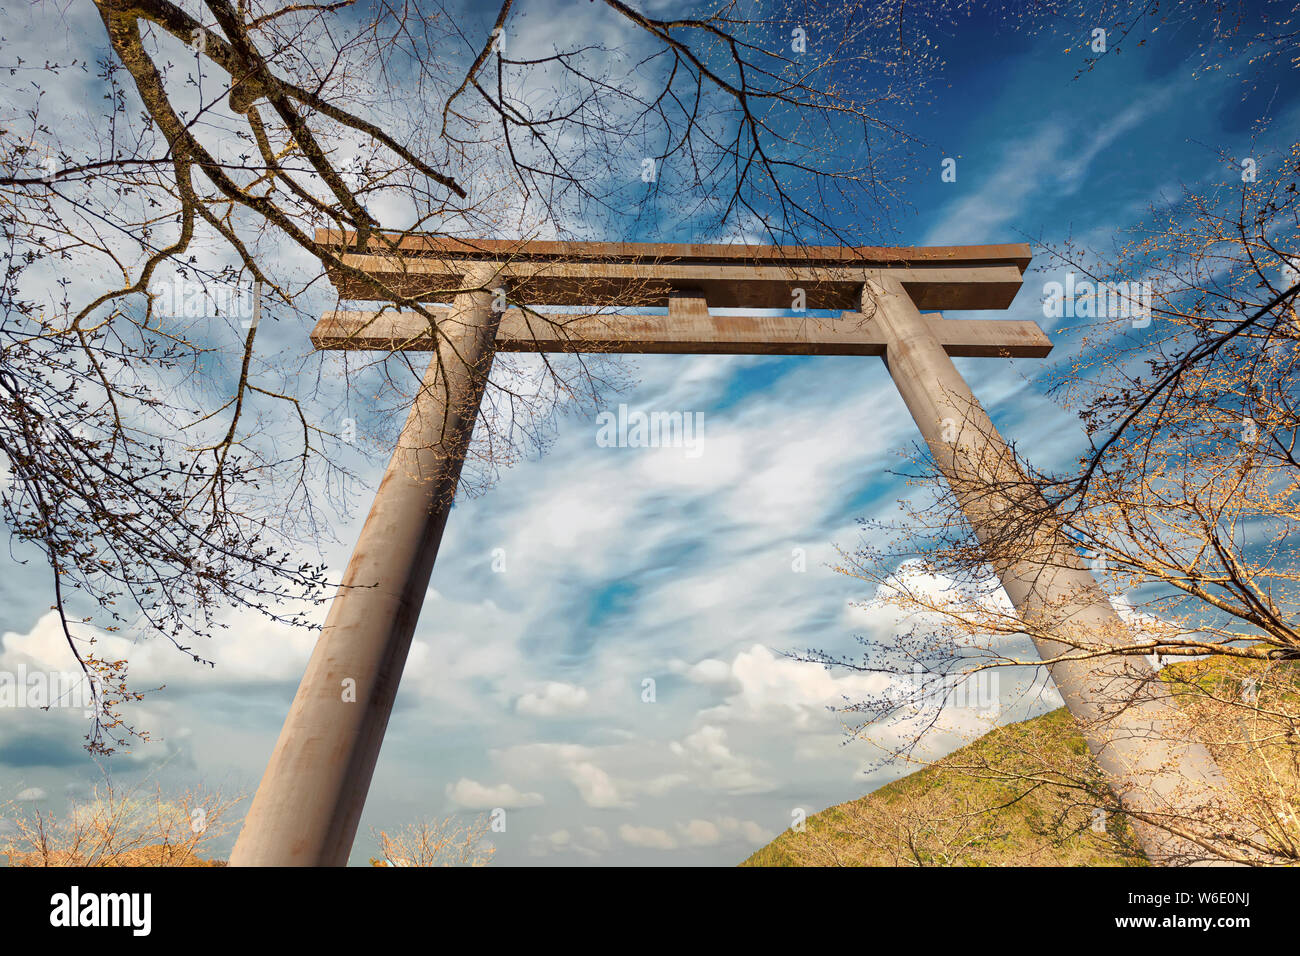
229, 265, 500, 866
869, 274, 1234, 864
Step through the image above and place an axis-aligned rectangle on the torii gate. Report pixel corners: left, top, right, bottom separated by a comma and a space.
229, 233, 1231, 866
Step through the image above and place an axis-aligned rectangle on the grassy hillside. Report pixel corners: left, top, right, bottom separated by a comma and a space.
742, 707, 1147, 866
744, 655, 1299, 866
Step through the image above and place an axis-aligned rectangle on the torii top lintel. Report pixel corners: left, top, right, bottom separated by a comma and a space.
317, 229, 1033, 312
313, 231, 1048, 359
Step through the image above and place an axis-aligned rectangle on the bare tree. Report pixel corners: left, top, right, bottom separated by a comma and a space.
368, 813, 494, 867
0, 0, 951, 750
806, 102, 1300, 863
1024, 0, 1300, 87
0, 780, 243, 865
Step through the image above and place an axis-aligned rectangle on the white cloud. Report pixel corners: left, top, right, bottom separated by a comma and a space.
489, 742, 632, 808
0, 609, 319, 689
699, 645, 896, 730
445, 778, 543, 809
669, 724, 769, 793
726, 817, 773, 844
922, 123, 1068, 246
516, 682, 590, 717
529, 825, 610, 859
400, 592, 528, 716
567, 760, 626, 808
677, 818, 721, 846
582, 826, 609, 850
642, 773, 689, 796
671, 658, 732, 684
618, 823, 677, 850
677, 816, 772, 846
16, 787, 46, 801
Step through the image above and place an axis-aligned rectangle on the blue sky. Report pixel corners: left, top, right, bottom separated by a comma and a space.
1, 1, 1296, 865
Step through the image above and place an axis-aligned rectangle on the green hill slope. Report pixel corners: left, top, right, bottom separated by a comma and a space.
744, 654, 1299, 867
742, 707, 1147, 867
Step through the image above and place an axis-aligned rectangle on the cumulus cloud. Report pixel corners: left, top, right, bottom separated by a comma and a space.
516, 682, 590, 717
669, 724, 769, 793
0, 609, 317, 691
727, 818, 773, 844
582, 825, 610, 850
567, 760, 626, 808
618, 824, 677, 850
490, 742, 633, 808
529, 825, 611, 859
697, 644, 896, 730
15, 787, 46, 801
445, 778, 543, 809
670, 658, 732, 684
641, 773, 689, 796
676, 816, 772, 846
677, 818, 721, 846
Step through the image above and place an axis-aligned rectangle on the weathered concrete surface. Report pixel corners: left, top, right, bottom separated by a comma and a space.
229, 265, 501, 866
316, 230, 1035, 310
317, 228, 1033, 269
329, 254, 1025, 311
311, 307, 1053, 358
